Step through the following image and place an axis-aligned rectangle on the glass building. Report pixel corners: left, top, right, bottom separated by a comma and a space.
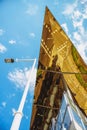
30, 7, 87, 130
51, 90, 87, 130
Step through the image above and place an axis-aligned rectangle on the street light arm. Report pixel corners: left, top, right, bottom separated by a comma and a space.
15, 58, 36, 62
4, 58, 36, 63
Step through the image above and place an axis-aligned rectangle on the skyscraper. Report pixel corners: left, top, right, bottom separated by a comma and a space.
30, 7, 87, 130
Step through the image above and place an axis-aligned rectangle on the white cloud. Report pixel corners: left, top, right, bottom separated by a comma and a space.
26, 4, 39, 15
83, 4, 87, 19
62, 1, 86, 31
73, 32, 81, 42
62, 2, 77, 16
73, 30, 87, 63
71, 10, 83, 29
12, 108, 16, 116
0, 43, 7, 53
9, 40, 16, 44
29, 32, 35, 38
8, 67, 37, 92
62, 0, 87, 63
80, 0, 87, 4
72, 20, 83, 28
72, 10, 82, 20
2, 102, 7, 107
62, 1, 82, 22
77, 43, 87, 63
61, 23, 68, 34
0, 29, 5, 36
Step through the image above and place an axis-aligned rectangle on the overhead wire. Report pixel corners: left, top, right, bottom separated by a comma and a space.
38, 69, 87, 75
35, 68, 87, 114
34, 103, 59, 110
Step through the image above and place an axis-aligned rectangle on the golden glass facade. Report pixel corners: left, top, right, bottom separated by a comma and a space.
30, 7, 87, 130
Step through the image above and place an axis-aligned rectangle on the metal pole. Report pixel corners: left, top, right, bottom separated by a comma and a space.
15, 58, 36, 62
10, 58, 36, 130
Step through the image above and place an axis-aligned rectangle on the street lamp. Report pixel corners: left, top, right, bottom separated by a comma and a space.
4, 58, 36, 130
4, 58, 36, 63
4, 58, 14, 63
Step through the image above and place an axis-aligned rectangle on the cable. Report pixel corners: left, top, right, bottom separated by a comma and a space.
34, 103, 59, 110
39, 69, 87, 75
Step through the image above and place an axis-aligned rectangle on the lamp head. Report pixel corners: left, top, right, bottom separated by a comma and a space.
4, 58, 14, 63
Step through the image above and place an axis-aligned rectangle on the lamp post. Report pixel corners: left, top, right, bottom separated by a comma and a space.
5, 58, 36, 130
4, 58, 36, 63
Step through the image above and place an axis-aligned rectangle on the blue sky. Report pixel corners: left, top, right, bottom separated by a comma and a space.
0, 0, 87, 130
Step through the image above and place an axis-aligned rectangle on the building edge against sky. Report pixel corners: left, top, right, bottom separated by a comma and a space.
30, 6, 87, 130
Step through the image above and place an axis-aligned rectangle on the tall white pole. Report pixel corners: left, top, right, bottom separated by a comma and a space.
10, 58, 36, 130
